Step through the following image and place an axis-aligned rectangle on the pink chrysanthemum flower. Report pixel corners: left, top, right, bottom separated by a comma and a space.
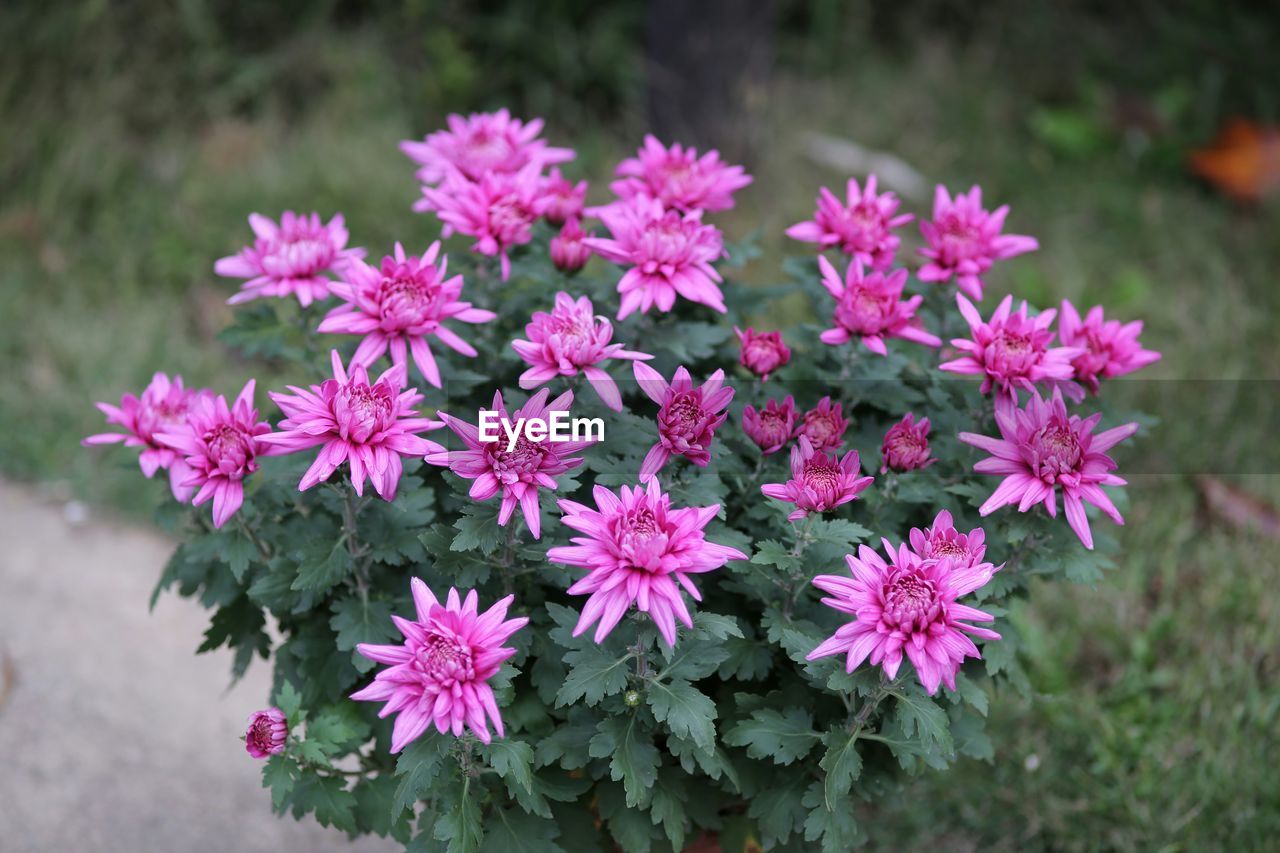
425, 389, 591, 540
155, 380, 273, 529
742, 396, 798, 455
400, 109, 573, 187
83, 372, 209, 502
940, 294, 1082, 403
583, 197, 727, 320
796, 396, 848, 453
1058, 300, 1162, 395
547, 479, 747, 646
259, 351, 444, 500
214, 212, 365, 307
817, 256, 942, 355
511, 292, 653, 411
806, 539, 1001, 695
632, 363, 734, 480
418, 165, 549, 281
786, 175, 913, 269
917, 185, 1039, 301
352, 579, 528, 750
550, 217, 593, 273
760, 436, 873, 521
908, 510, 998, 580
317, 242, 495, 389
959, 388, 1138, 549
540, 168, 588, 226
734, 327, 791, 380
880, 412, 935, 473
244, 707, 288, 759
610, 134, 752, 213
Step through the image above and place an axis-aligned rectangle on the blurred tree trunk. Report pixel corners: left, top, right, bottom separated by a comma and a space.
644, 0, 777, 162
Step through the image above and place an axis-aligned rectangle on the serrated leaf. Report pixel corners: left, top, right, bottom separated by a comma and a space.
329, 597, 396, 673
292, 774, 357, 834
291, 540, 351, 592
555, 644, 632, 707
724, 707, 820, 765
751, 539, 799, 569
589, 716, 660, 808
434, 777, 484, 853
481, 807, 564, 853
393, 736, 451, 816
480, 739, 535, 795
891, 689, 953, 752
647, 678, 716, 749
262, 754, 298, 810
451, 505, 506, 555
274, 680, 303, 725
819, 730, 864, 810
747, 770, 808, 846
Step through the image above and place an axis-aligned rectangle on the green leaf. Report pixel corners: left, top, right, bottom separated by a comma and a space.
291, 539, 352, 593
752, 539, 799, 570
802, 780, 863, 852
555, 644, 632, 707
451, 504, 506, 555
819, 730, 864, 810
717, 634, 774, 681
724, 708, 821, 765
647, 678, 716, 750
262, 754, 298, 810
329, 597, 396, 673
589, 715, 660, 808
480, 739, 536, 795
747, 770, 808, 846
219, 527, 260, 582
434, 776, 484, 853
481, 807, 564, 853
952, 672, 989, 717
393, 736, 451, 816
650, 771, 689, 852
891, 689, 953, 751
274, 680, 303, 725
292, 774, 357, 834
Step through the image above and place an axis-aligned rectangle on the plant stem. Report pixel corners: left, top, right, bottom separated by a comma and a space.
342, 485, 372, 600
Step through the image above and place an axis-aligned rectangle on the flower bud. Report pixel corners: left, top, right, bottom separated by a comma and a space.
245, 707, 288, 759
734, 327, 791, 380
550, 218, 592, 274
880, 413, 934, 473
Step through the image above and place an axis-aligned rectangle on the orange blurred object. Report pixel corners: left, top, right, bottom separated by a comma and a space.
1188, 118, 1280, 203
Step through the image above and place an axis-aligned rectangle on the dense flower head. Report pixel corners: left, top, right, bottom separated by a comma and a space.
215, 211, 365, 307
880, 412, 935, 473
244, 707, 288, 759
796, 396, 848, 453
807, 538, 1001, 695
734, 327, 791, 380
761, 436, 874, 521
418, 165, 549, 281
583, 196, 727, 320
318, 242, 495, 389
511, 292, 653, 411
425, 389, 592, 539
786, 175, 913, 269
550, 217, 593, 273
742, 396, 798, 455
547, 479, 747, 646
940, 294, 1082, 402
633, 363, 734, 480
259, 351, 444, 500
83, 372, 210, 502
540, 168, 588, 226
399, 109, 573, 187
352, 579, 528, 750
1058, 300, 1162, 395
155, 380, 274, 528
818, 255, 942, 355
908, 510, 996, 577
917, 185, 1039, 301
959, 388, 1138, 549
610, 134, 752, 213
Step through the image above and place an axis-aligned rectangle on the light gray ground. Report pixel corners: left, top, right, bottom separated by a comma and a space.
0, 482, 397, 852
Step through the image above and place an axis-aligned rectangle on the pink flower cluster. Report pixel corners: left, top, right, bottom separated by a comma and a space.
818, 256, 941, 355
216, 212, 365, 307
741, 395, 848, 458
632, 363, 734, 480
761, 436, 874, 520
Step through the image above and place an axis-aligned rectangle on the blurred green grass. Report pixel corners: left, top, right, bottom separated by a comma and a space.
4, 10, 1279, 850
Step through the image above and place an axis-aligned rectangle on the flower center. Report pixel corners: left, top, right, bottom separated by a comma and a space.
418, 633, 475, 683
836, 287, 891, 334
936, 217, 982, 262
335, 381, 392, 443
883, 570, 940, 629
802, 414, 838, 446
491, 435, 546, 477
490, 198, 535, 239
931, 538, 966, 559
204, 424, 253, 472
248, 717, 278, 749
377, 269, 440, 328
801, 458, 841, 502
988, 329, 1039, 373
1029, 422, 1083, 480
666, 394, 706, 431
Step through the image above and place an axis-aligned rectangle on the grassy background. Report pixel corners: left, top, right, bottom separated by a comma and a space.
4, 2, 1278, 848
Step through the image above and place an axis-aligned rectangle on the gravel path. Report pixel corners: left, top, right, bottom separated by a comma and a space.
0, 482, 396, 852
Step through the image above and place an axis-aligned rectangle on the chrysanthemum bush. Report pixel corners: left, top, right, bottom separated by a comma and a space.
85, 111, 1160, 851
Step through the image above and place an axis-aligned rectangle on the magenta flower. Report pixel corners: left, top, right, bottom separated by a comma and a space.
584, 197, 726, 320
959, 388, 1139, 549
352, 579, 528, 750
400, 109, 573, 187
742, 396, 798, 455
908, 510, 998, 579
817, 255, 941, 355
259, 351, 444, 500
425, 389, 591, 540
807, 539, 1001, 695
786, 175, 913, 270
917, 185, 1039, 301
880, 412, 935, 473
796, 396, 848, 453
610, 134, 752, 213
632, 363, 734, 480
318, 242, 495, 389
940, 294, 1082, 403
547, 479, 747, 646
734, 327, 791, 380
418, 165, 549, 280
761, 436, 874, 521
540, 168, 588, 226
214, 212, 364, 307
155, 380, 273, 529
245, 707, 288, 759
511, 292, 653, 411
1058, 300, 1162, 395
550, 217, 593, 274
83, 372, 209, 502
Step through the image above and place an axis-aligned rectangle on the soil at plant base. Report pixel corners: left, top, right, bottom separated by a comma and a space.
0, 480, 396, 853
